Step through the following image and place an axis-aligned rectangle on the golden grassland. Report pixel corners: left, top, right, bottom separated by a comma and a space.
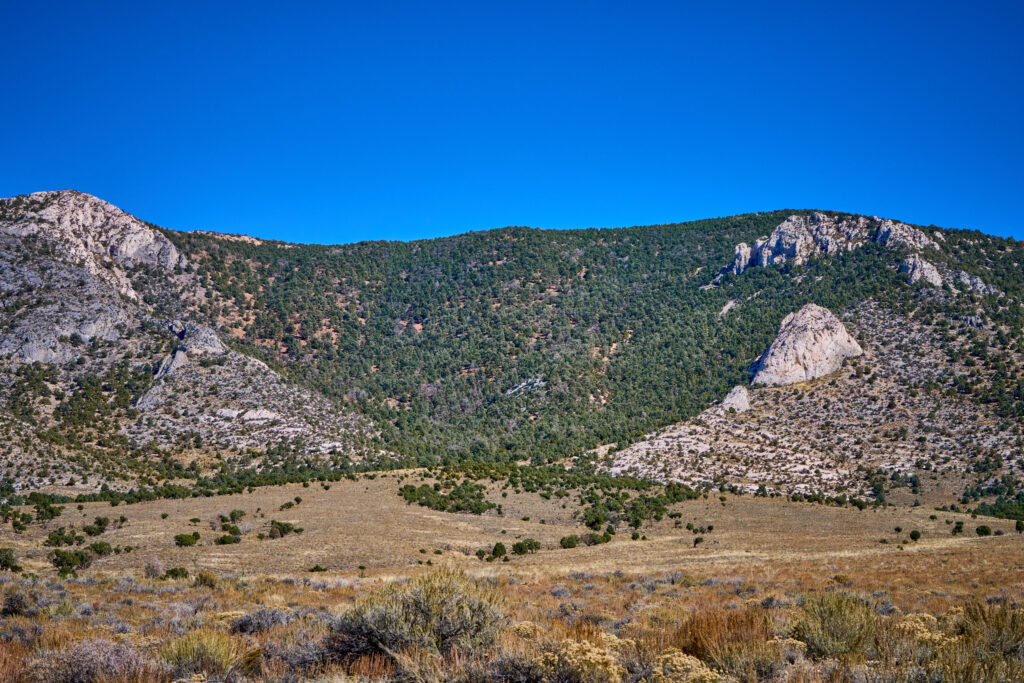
1, 473, 1023, 681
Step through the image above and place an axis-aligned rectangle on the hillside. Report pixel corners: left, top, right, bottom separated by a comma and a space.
1, 190, 1023, 509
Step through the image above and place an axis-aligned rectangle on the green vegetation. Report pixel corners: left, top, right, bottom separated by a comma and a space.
175, 533, 199, 547
326, 569, 502, 659
168, 209, 1024, 466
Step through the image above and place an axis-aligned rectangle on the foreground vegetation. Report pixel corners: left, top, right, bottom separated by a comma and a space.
0, 566, 1022, 682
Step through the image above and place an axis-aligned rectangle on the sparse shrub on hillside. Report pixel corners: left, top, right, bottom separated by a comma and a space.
0, 547, 22, 573
2, 591, 32, 616
28, 639, 166, 682
143, 558, 165, 578
193, 570, 218, 588
231, 607, 293, 634
48, 549, 91, 577
174, 532, 199, 546
87, 541, 112, 556
43, 527, 83, 547
512, 538, 540, 555
792, 592, 876, 660
81, 516, 109, 536
326, 569, 503, 660
560, 535, 579, 548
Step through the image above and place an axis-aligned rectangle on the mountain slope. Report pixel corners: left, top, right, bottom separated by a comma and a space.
0, 191, 372, 494
610, 300, 1023, 503
168, 207, 1023, 466
1, 190, 1022, 507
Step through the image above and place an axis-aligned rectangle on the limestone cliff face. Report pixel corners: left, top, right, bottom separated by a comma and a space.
899, 254, 944, 287
0, 190, 372, 491
721, 212, 939, 278
0, 190, 185, 301
751, 304, 863, 387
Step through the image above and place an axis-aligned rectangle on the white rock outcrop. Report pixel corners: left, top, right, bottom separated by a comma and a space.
899, 254, 943, 287
751, 304, 863, 387
722, 212, 939, 278
0, 190, 185, 300
720, 385, 750, 412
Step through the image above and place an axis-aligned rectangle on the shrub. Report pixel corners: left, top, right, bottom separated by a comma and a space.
44, 527, 83, 547
512, 538, 540, 555
792, 592, 875, 660
174, 533, 197, 547
163, 567, 189, 580
956, 599, 1024, 659
910, 529, 921, 541
0, 547, 22, 573
194, 570, 218, 588
327, 569, 503, 660
492, 542, 507, 558
232, 607, 293, 634
214, 534, 240, 545
144, 559, 165, 578
82, 516, 109, 536
87, 541, 113, 556
976, 525, 992, 536
29, 639, 166, 682
560, 535, 580, 549
675, 607, 779, 679
539, 638, 626, 683
2, 591, 31, 616
49, 549, 91, 577
160, 627, 238, 677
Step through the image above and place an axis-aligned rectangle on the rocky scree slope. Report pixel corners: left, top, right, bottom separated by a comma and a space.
0, 191, 371, 494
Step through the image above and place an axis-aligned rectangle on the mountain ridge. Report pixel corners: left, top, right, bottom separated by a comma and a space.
1, 190, 1022, 509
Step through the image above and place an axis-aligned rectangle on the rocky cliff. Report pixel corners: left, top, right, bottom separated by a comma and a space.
720, 212, 939, 278
751, 304, 863, 387
0, 191, 373, 493
610, 301, 1021, 500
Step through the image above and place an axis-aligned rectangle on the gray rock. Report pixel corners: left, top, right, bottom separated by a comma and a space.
720, 385, 750, 412
899, 254, 943, 287
752, 304, 863, 387
0, 190, 185, 301
722, 212, 939, 278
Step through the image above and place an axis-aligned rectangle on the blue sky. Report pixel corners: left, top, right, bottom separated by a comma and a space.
1, 1, 1021, 243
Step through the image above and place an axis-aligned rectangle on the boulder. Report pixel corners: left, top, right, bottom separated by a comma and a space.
752, 304, 863, 387
720, 385, 750, 412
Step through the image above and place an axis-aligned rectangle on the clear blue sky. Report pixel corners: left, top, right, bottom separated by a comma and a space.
2, 1, 1021, 243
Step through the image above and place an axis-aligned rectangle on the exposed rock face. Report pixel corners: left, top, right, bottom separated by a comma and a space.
0, 190, 185, 301
955, 271, 1002, 297
875, 220, 940, 252
899, 254, 943, 287
720, 385, 750, 412
751, 304, 863, 387
0, 190, 374, 492
610, 301, 1019, 499
722, 212, 939, 278
727, 243, 753, 275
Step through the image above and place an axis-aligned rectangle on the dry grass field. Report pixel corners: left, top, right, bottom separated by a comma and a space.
1, 472, 1023, 681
